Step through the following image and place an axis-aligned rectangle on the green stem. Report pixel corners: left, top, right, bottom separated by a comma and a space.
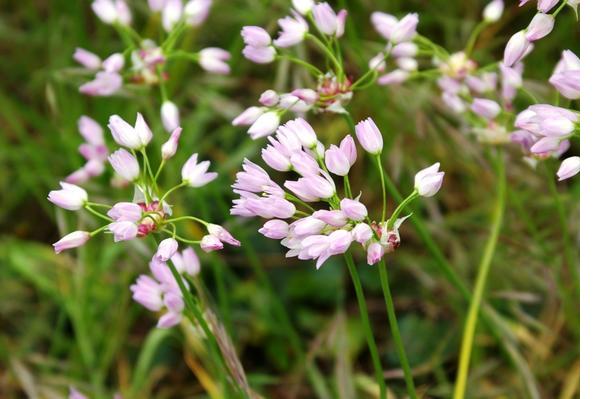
168, 215, 209, 226
343, 253, 387, 399
378, 259, 418, 399
453, 151, 506, 399
160, 181, 186, 204
277, 55, 323, 76
389, 190, 418, 226
306, 33, 344, 76
465, 21, 489, 58
84, 204, 112, 222
343, 175, 353, 198
552, 0, 569, 17
376, 155, 387, 222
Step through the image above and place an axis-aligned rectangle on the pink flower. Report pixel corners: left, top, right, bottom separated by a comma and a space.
556, 156, 580, 181
92, 0, 131, 25
108, 202, 143, 221
414, 163, 445, 197
278, 118, 318, 148
199, 47, 231, 74
259, 219, 289, 239
74, 48, 102, 70
293, 0, 314, 14
181, 154, 218, 187
352, 223, 373, 244
378, 69, 410, 86
48, 182, 88, 210
312, 2, 338, 36
291, 216, 326, 236
161, 101, 180, 133
184, 0, 212, 27
367, 242, 384, 265
525, 13, 554, 41
200, 234, 223, 252
155, 238, 179, 261
471, 98, 501, 119
503, 31, 530, 67
102, 53, 125, 73
549, 50, 580, 100
207, 224, 241, 246
108, 149, 140, 181
325, 144, 351, 176
79, 116, 105, 146
79, 71, 122, 96
313, 209, 347, 227
483, 0, 504, 22
242, 45, 276, 64
162, 127, 183, 160
171, 247, 201, 275
355, 117, 383, 155
262, 143, 292, 171
53, 231, 91, 253
108, 221, 139, 241
259, 90, 280, 106
340, 198, 367, 221
241, 26, 271, 47
233, 106, 264, 126
248, 111, 280, 139
130, 275, 163, 311
108, 113, 153, 150
162, 0, 183, 31
285, 174, 336, 201
273, 14, 308, 48
537, 0, 560, 12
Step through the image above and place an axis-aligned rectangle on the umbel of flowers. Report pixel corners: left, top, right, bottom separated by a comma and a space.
231, 116, 444, 268
74, 0, 230, 132
48, 112, 240, 328
233, 1, 421, 139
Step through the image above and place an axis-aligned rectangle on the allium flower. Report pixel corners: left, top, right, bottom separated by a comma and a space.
198, 47, 231, 74
483, 0, 504, 22
108, 113, 153, 150
171, 247, 201, 275
74, 48, 102, 70
414, 163, 445, 197
292, 0, 314, 14
79, 71, 123, 96
273, 14, 308, 48
108, 220, 139, 242
200, 234, 223, 252
371, 12, 419, 44
155, 238, 179, 261
503, 31, 531, 67
92, 0, 131, 25
312, 3, 346, 37
340, 198, 367, 221
367, 242, 384, 265
181, 154, 218, 187
378, 69, 410, 86
108, 202, 143, 221
242, 45, 277, 64
525, 13, 555, 42
162, 0, 183, 31
184, 0, 212, 27
48, 182, 88, 211
556, 156, 580, 181
162, 127, 183, 160
207, 224, 241, 246
65, 116, 109, 184
537, 0, 560, 12
242, 26, 272, 47
549, 50, 580, 100
259, 220, 289, 239
161, 101, 180, 133
471, 98, 502, 119
233, 107, 264, 126
248, 111, 281, 139
355, 117, 383, 155
108, 149, 140, 181
53, 231, 91, 253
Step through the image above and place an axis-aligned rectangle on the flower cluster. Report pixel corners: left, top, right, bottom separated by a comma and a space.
231, 117, 444, 267
369, 11, 420, 85
76, 0, 229, 132
48, 112, 239, 327
65, 116, 109, 184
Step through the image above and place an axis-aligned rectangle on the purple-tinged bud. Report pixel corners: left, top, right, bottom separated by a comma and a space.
549, 50, 580, 100
327, 229, 353, 255
312, 2, 338, 35
397, 57, 418, 71
162, 127, 182, 160
483, 0, 504, 22
530, 136, 561, 154
161, 101, 180, 133
248, 111, 280, 139
259, 90, 280, 106
259, 219, 289, 239
341, 198, 368, 221
148, 0, 166, 12
157, 311, 182, 329
108, 149, 140, 181
200, 234, 223, 252
525, 13, 554, 41
108, 114, 152, 150
79, 71, 122, 96
92, 0, 120, 24
74, 48, 102, 70
207, 224, 240, 246
198, 47, 230, 74
53, 231, 91, 254
378, 69, 409, 86
182, 247, 201, 275
371, 12, 398, 41
241, 26, 271, 47
367, 242, 384, 265
503, 31, 530, 67
369, 53, 386, 72
181, 153, 218, 187
262, 144, 291, 171
313, 209, 347, 227
471, 98, 501, 119
414, 162, 445, 197
108, 221, 138, 241
352, 223, 373, 244
48, 182, 88, 211
233, 106, 264, 126
184, 0, 212, 27
291, 89, 319, 105
355, 117, 384, 155
242, 45, 276, 64
335, 9, 348, 38
293, 0, 314, 14
131, 274, 163, 311
392, 42, 418, 58
155, 238, 179, 261
65, 169, 90, 185
556, 156, 580, 181
537, 0, 559, 12
339, 135, 357, 166
83, 159, 105, 177
293, 216, 327, 236
108, 202, 142, 222
162, 0, 183, 31
325, 145, 351, 176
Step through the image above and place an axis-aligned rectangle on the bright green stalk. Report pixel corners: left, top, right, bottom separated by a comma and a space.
375, 154, 387, 222
343, 252, 387, 399
453, 151, 506, 399
378, 259, 418, 399
465, 21, 490, 58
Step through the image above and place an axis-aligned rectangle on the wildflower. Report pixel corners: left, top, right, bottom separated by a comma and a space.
198, 47, 231, 74
181, 154, 218, 187
259, 220, 289, 239
108, 149, 140, 181
171, 247, 201, 275
161, 101, 180, 133
355, 117, 383, 155
371, 12, 419, 44
414, 163, 445, 197
233, 107, 265, 126
471, 98, 502, 119
556, 156, 580, 181
537, 0, 560, 12
483, 0, 504, 22
74, 48, 103, 70
200, 234, 223, 252
525, 13, 555, 42
549, 50, 580, 100
340, 198, 367, 221
503, 31, 531, 67
184, 0, 212, 27
53, 231, 91, 253
248, 111, 281, 139
79, 71, 123, 96
293, 0, 314, 14
92, 0, 131, 25
273, 14, 308, 48
48, 182, 88, 211
312, 3, 345, 37
207, 224, 241, 246
108, 113, 153, 150
367, 242, 384, 265
161, 127, 183, 160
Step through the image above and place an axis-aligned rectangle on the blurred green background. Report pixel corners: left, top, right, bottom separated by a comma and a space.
0, 0, 579, 398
